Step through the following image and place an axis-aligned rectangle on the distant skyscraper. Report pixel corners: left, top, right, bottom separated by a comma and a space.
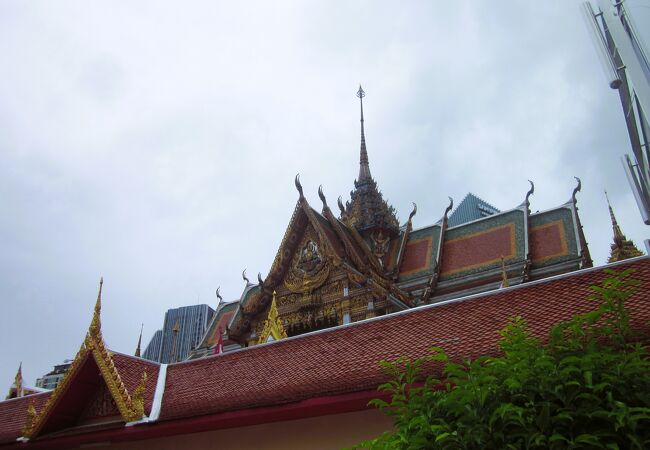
35, 361, 72, 390
448, 193, 500, 227
142, 329, 163, 361
142, 304, 214, 363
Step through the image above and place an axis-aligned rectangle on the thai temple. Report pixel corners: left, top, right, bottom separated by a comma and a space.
190, 86, 593, 357
1, 89, 648, 450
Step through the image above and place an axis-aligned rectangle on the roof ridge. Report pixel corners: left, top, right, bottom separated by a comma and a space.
0, 391, 51, 405
110, 349, 162, 366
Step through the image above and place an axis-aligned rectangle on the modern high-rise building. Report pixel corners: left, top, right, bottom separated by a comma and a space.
448, 193, 500, 227
141, 329, 163, 362
582, 0, 650, 224
34, 361, 72, 390
142, 304, 214, 363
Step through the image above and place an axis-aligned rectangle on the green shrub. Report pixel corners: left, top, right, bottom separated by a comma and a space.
354, 269, 650, 449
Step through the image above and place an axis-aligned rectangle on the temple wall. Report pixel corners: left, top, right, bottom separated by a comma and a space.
107, 409, 392, 450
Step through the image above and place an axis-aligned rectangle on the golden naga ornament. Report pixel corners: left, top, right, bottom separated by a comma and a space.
22, 400, 37, 437
257, 291, 288, 344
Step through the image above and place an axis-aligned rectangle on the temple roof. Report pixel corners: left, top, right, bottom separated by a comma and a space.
160, 257, 650, 421
2, 257, 647, 447
341, 87, 399, 237
606, 192, 644, 262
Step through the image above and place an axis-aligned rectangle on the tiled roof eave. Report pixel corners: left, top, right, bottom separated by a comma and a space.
167, 256, 650, 370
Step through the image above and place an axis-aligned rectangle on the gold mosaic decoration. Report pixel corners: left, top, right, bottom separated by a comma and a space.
22, 400, 36, 437
23, 278, 147, 439
257, 292, 288, 344
284, 229, 330, 293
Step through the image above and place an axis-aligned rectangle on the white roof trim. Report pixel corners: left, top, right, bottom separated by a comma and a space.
148, 363, 167, 422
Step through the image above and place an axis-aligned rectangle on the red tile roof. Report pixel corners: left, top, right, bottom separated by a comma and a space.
0, 393, 50, 444
1, 257, 649, 446
160, 257, 650, 421
111, 352, 160, 416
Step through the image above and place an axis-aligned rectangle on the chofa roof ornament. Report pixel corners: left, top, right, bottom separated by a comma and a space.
318, 185, 328, 209
525, 180, 535, 208
294, 174, 304, 199
572, 176, 582, 204
408, 202, 417, 223
444, 196, 454, 219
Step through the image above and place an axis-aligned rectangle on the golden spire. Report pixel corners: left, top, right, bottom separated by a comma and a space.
257, 291, 288, 344
357, 85, 372, 183
605, 191, 644, 262
134, 323, 143, 357
500, 257, 509, 288
15, 363, 23, 397
7, 363, 23, 399
89, 277, 103, 338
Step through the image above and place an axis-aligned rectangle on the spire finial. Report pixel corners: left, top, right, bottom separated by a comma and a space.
357, 85, 371, 182
12, 362, 23, 398
605, 190, 644, 262
135, 324, 143, 357
89, 277, 103, 338
605, 190, 623, 240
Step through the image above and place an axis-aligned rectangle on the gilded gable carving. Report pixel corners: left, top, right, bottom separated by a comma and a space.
284, 227, 330, 294
79, 384, 120, 421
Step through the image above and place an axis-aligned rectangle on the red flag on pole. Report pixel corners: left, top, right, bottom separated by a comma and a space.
214, 328, 224, 355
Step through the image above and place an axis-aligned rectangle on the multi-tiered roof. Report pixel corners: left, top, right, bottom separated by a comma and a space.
190, 87, 593, 354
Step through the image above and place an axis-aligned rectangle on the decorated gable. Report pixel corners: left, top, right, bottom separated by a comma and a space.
265, 221, 345, 339
21, 281, 158, 440
229, 196, 356, 345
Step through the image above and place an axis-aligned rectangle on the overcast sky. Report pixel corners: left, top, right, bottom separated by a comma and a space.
1, 1, 649, 386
